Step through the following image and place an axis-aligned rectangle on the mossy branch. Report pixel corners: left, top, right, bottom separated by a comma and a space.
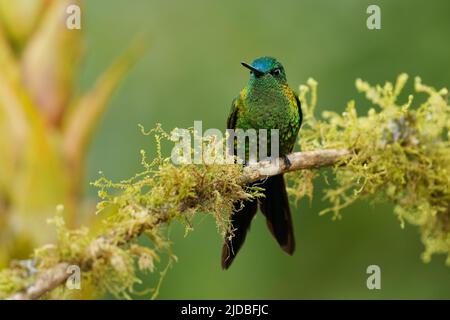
5, 148, 350, 300
7, 263, 70, 300
1, 74, 449, 300
242, 148, 351, 183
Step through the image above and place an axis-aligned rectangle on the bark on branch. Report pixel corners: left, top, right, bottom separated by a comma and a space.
242, 148, 351, 183
6, 148, 350, 300
7, 263, 70, 300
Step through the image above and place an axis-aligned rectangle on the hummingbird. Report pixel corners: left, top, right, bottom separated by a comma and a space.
222, 57, 302, 269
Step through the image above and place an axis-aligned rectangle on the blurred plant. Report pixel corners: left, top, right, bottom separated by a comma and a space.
0, 0, 145, 267
0, 75, 448, 300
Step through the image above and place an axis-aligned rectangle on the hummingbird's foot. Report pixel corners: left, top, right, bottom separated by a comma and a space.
282, 155, 292, 169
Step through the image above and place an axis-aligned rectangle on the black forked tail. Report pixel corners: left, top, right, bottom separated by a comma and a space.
221, 174, 295, 269
221, 197, 258, 269
259, 174, 295, 254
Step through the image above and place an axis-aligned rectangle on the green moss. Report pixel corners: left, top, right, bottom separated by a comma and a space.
0, 125, 253, 299
1, 75, 448, 300
293, 74, 450, 264
0, 268, 31, 299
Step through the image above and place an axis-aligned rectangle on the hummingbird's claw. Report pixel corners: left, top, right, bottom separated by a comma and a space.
282, 155, 292, 169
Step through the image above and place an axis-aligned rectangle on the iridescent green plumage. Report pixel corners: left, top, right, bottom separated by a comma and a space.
228, 57, 302, 155
222, 57, 302, 269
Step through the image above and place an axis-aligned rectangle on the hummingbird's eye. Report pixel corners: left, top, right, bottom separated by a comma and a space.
271, 68, 281, 76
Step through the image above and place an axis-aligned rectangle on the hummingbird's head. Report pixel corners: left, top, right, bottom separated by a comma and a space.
241, 57, 287, 84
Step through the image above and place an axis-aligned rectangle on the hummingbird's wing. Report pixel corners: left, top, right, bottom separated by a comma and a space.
226, 97, 239, 158
222, 96, 259, 269
227, 97, 239, 129
295, 94, 303, 130
285, 93, 302, 153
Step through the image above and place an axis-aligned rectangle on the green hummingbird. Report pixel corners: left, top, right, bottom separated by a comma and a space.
222, 57, 302, 269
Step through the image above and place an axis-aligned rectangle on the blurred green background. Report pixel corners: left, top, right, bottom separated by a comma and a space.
79, 0, 450, 299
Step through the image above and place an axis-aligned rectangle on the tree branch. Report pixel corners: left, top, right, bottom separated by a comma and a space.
242, 148, 351, 183
6, 148, 350, 300
7, 263, 70, 300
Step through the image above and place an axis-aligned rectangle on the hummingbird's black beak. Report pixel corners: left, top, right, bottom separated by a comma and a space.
241, 62, 264, 77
